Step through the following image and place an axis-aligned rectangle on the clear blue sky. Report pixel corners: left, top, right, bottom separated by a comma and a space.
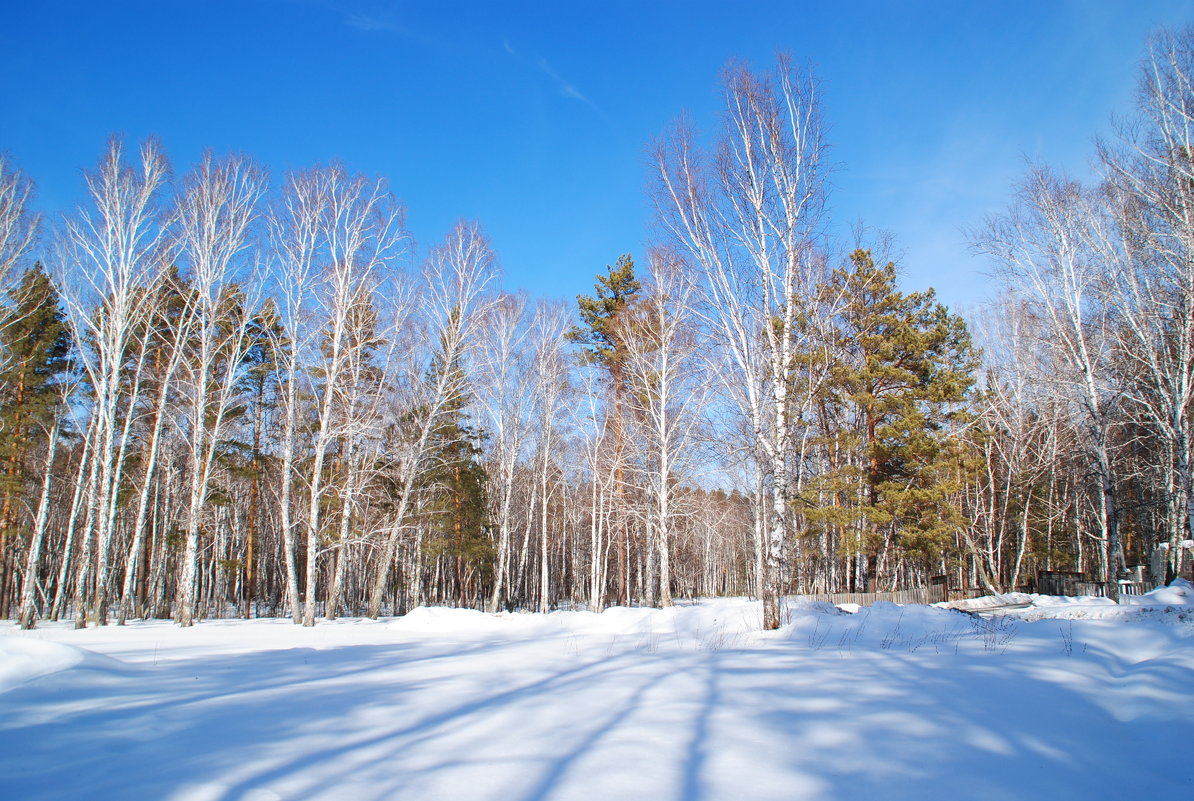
2, 0, 1191, 310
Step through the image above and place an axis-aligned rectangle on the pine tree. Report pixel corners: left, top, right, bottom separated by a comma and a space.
831, 250, 977, 581
419, 327, 491, 607
567, 254, 641, 604
0, 264, 72, 615
567, 254, 641, 381
422, 406, 490, 605
233, 297, 285, 617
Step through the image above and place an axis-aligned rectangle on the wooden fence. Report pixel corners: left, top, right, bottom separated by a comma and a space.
1037, 570, 1157, 599
801, 585, 953, 607
797, 571, 1161, 609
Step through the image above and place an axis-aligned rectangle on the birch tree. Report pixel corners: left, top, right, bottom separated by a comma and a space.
116, 271, 192, 624
16, 418, 57, 629
620, 250, 708, 607
1097, 27, 1194, 577
173, 153, 266, 626
367, 221, 494, 618
299, 167, 406, 626
267, 169, 326, 622
59, 137, 171, 625
0, 156, 37, 295
530, 301, 570, 613
968, 296, 1061, 591
653, 57, 829, 628
324, 302, 391, 619
573, 357, 615, 610
974, 170, 1124, 584
475, 292, 535, 612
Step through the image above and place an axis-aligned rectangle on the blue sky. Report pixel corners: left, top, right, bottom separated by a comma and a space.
2, 0, 1191, 311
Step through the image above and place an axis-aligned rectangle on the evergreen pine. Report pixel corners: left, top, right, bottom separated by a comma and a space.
0, 264, 72, 614
567, 253, 641, 382
0, 263, 72, 439
567, 254, 642, 603
832, 250, 977, 570
420, 317, 491, 605
235, 297, 286, 615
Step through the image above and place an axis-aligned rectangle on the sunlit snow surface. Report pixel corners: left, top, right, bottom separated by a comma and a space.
2, 584, 1193, 800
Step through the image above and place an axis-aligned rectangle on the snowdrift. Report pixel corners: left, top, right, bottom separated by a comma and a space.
1, 586, 1191, 800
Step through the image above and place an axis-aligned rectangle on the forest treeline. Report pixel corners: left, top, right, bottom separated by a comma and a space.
1, 28, 1192, 630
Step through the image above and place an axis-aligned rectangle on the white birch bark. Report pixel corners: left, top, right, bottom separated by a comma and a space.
621, 251, 708, 607
474, 292, 535, 612
299, 167, 406, 626
1097, 29, 1194, 576
267, 170, 326, 623
367, 221, 494, 618
173, 153, 266, 626
17, 418, 58, 629
0, 156, 38, 295
118, 276, 193, 624
653, 58, 828, 628
975, 169, 1123, 582
59, 137, 171, 626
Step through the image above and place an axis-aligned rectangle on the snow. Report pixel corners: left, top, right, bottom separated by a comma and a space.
2, 589, 1193, 800
0, 637, 82, 692
1124, 576, 1194, 606
966, 577, 1194, 622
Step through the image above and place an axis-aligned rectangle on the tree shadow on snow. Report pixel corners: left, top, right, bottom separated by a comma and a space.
2, 621, 1193, 801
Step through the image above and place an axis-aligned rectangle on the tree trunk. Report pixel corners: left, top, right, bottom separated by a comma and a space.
18, 420, 58, 629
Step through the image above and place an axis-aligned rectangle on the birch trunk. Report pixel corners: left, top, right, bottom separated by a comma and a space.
17, 420, 58, 629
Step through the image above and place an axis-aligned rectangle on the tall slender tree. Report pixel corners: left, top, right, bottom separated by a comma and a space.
975, 170, 1124, 584
59, 137, 171, 626
0, 264, 71, 616
830, 250, 977, 581
367, 221, 494, 618
654, 56, 830, 628
568, 254, 641, 604
620, 250, 708, 607
173, 153, 266, 627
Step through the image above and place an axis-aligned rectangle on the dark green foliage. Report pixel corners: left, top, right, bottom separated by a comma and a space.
567, 254, 641, 377
423, 414, 491, 569
244, 299, 286, 413
825, 249, 977, 562
420, 322, 493, 592
0, 264, 72, 498
225, 297, 286, 480
0, 264, 72, 422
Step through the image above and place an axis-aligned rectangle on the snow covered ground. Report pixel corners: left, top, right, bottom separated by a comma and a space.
2, 585, 1192, 801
